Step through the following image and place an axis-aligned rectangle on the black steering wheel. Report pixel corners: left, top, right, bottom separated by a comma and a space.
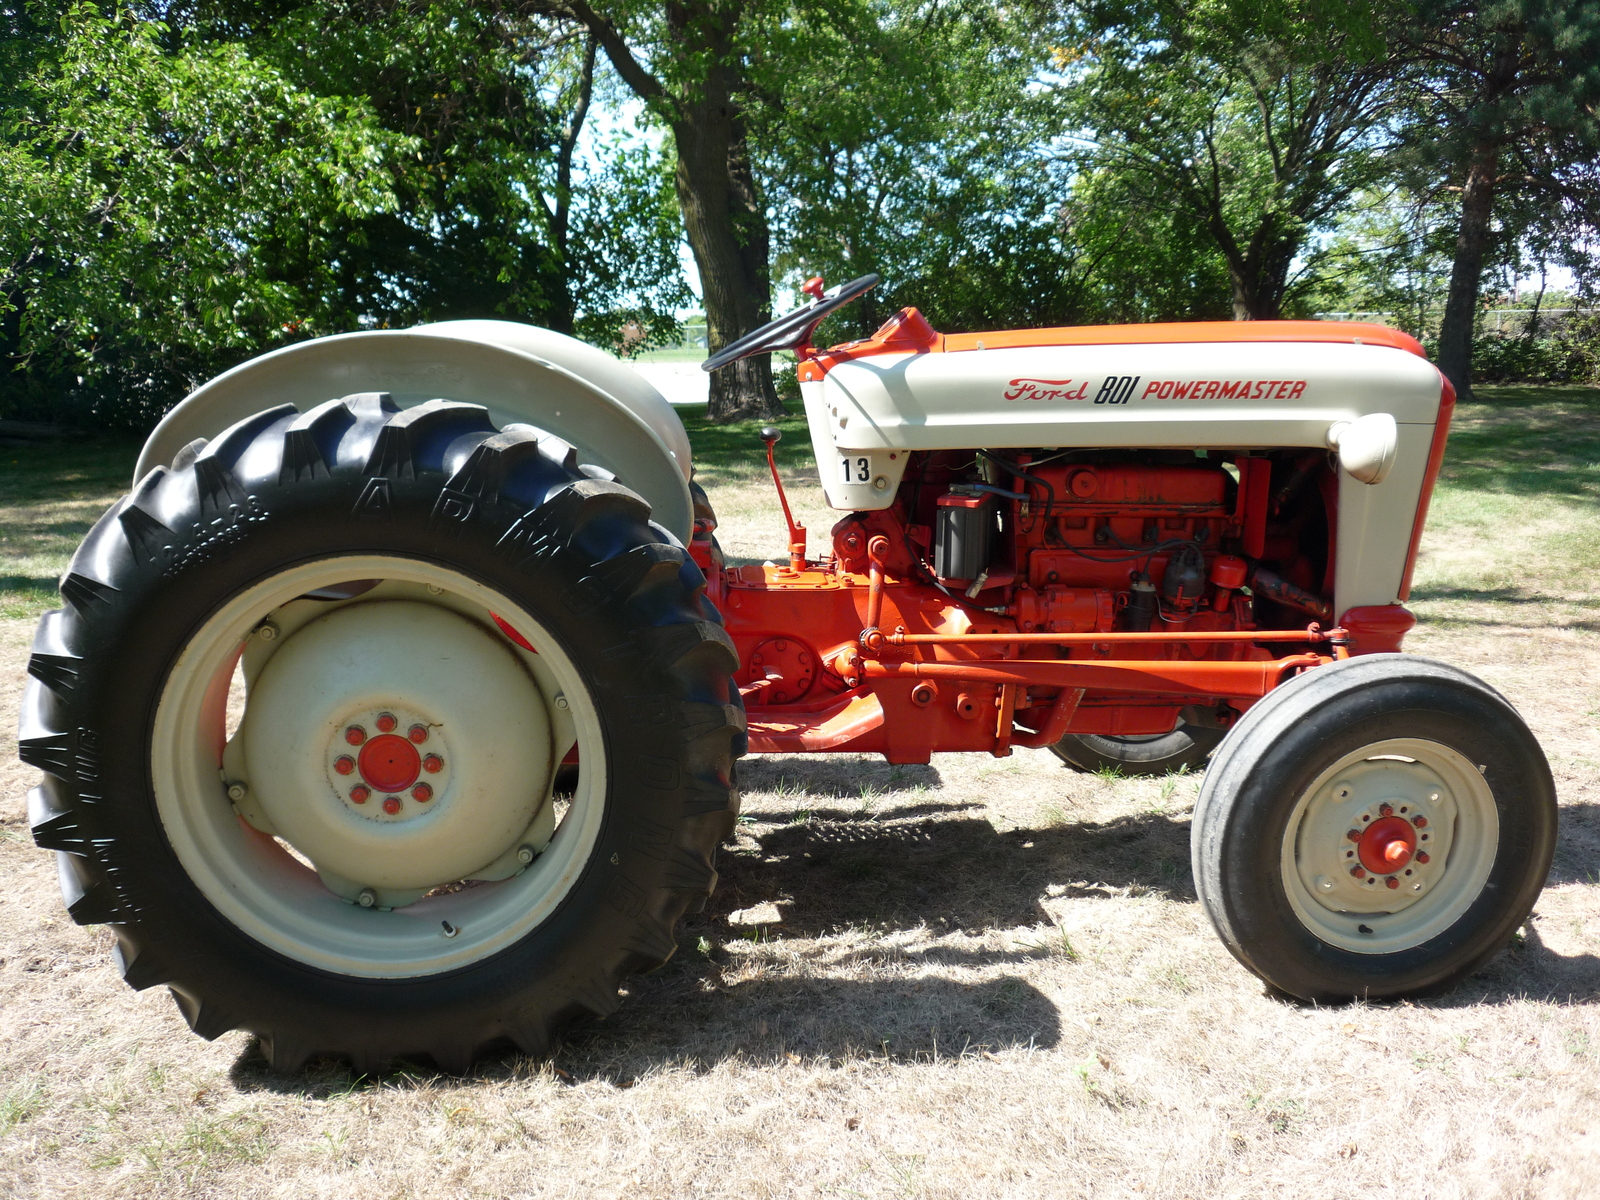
701, 274, 880, 373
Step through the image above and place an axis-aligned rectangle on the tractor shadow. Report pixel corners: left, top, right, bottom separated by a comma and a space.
227, 969, 1061, 1093
224, 790, 1600, 1090
715, 753, 1196, 941
1426, 924, 1600, 1008
707, 810, 1195, 937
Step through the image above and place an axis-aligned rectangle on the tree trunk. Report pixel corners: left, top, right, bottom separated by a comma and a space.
666, 25, 782, 420
1204, 209, 1290, 321
673, 108, 782, 421
547, 34, 597, 337
1436, 142, 1499, 401
570, 0, 784, 423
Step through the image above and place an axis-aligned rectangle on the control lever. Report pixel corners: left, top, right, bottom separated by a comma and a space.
761, 426, 807, 573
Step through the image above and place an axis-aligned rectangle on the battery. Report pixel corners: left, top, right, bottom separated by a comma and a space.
934, 491, 994, 583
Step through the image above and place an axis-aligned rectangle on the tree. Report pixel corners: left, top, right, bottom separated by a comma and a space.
0, 4, 404, 427
755, 0, 1234, 339
1057, 0, 1394, 320
1, 1, 692, 428
536, 0, 794, 420
1389, 0, 1600, 399
1305, 187, 1458, 335
253, 1, 689, 343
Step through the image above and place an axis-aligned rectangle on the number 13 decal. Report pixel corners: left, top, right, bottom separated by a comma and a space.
840, 456, 870, 483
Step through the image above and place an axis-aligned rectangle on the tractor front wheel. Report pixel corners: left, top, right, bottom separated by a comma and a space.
1191, 654, 1555, 1002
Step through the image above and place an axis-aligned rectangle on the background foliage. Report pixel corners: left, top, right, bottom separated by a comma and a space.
4, 0, 1600, 428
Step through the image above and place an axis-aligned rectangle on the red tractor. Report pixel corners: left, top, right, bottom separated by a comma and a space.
19, 276, 1555, 1071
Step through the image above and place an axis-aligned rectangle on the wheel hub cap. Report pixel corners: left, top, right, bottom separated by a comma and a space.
326, 705, 451, 822
1294, 761, 1455, 916
239, 600, 550, 890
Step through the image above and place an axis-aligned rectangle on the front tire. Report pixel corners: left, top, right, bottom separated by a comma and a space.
1191, 654, 1555, 1002
20, 393, 743, 1071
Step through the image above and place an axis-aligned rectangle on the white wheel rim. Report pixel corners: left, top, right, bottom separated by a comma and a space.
152, 555, 607, 978
1281, 738, 1498, 955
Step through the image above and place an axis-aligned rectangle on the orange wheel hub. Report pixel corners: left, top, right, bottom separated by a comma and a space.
358, 733, 422, 793
1357, 815, 1417, 874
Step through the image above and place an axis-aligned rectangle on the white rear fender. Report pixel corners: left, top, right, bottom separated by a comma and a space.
136, 320, 695, 542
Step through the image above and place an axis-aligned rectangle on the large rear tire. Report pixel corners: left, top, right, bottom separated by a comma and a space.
20, 393, 743, 1072
1191, 654, 1555, 1002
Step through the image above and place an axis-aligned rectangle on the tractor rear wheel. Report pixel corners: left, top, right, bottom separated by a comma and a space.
20, 393, 743, 1072
1191, 654, 1555, 1002
1051, 720, 1223, 777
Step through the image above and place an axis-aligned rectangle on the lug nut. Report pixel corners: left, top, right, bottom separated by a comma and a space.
423, 754, 444, 773
376, 712, 397, 733
334, 756, 355, 776
257, 621, 279, 641
350, 785, 370, 804
357, 888, 377, 908
411, 783, 433, 802
1379, 803, 1394, 817
1386, 876, 1400, 889
1350, 866, 1366, 879
382, 796, 402, 815
1413, 815, 1428, 828
227, 782, 247, 802
1416, 851, 1430, 864
345, 725, 366, 746
554, 694, 570, 710
1346, 829, 1361, 843
517, 844, 536, 865
408, 724, 429, 744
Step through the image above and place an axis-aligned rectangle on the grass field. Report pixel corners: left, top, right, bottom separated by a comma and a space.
1, 388, 1598, 1198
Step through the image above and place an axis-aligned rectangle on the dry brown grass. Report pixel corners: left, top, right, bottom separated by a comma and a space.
2, 394, 1599, 1198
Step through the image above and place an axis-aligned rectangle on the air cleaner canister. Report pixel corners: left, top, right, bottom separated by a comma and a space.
934, 489, 994, 583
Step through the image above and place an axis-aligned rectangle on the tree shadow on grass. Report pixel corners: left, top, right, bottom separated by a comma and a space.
1410, 585, 1600, 606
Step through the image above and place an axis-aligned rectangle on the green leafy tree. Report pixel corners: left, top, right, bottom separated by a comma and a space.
1056, 0, 1394, 320
0, 4, 404, 427
246, 2, 690, 343
1306, 188, 1458, 333
1388, 0, 1600, 398
1, 1, 693, 428
752, 0, 1233, 342
756, 0, 1087, 335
